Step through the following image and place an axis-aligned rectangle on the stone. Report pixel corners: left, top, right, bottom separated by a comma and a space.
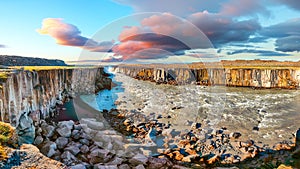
79, 138, 90, 145
129, 153, 148, 165
123, 119, 132, 126
80, 144, 89, 153
107, 157, 123, 165
41, 141, 57, 157
55, 137, 69, 149
81, 118, 105, 130
41, 124, 55, 138
191, 122, 201, 129
61, 151, 76, 161
34, 135, 44, 146
74, 124, 83, 130
296, 128, 300, 148
148, 157, 171, 168
94, 164, 118, 169
89, 148, 112, 164
17, 113, 35, 144
65, 145, 80, 156
229, 132, 242, 139
207, 155, 220, 164
134, 164, 145, 169
119, 164, 131, 169
56, 126, 72, 138
58, 120, 74, 130
71, 164, 86, 169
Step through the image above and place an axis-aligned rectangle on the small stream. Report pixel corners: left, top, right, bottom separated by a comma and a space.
81, 66, 124, 111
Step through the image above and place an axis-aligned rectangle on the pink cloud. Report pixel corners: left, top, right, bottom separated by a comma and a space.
37, 18, 114, 52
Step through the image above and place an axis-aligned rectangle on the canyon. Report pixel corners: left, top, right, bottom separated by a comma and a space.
114, 66, 300, 89
0, 62, 299, 168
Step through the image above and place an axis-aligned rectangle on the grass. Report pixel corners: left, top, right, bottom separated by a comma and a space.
10, 65, 99, 71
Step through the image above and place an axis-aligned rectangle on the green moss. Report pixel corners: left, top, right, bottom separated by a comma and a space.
0, 122, 14, 145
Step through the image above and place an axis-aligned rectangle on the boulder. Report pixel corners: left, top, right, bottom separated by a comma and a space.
55, 137, 69, 149
41, 124, 55, 138
129, 153, 148, 165
71, 164, 86, 169
134, 164, 145, 169
89, 148, 112, 164
65, 145, 80, 156
93, 164, 118, 169
34, 136, 44, 146
119, 164, 131, 169
41, 141, 57, 157
58, 120, 74, 130
61, 151, 76, 161
80, 145, 89, 154
17, 113, 35, 144
56, 126, 72, 138
229, 132, 242, 139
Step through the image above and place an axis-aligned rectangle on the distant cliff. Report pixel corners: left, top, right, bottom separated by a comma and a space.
0, 55, 67, 66
114, 66, 300, 89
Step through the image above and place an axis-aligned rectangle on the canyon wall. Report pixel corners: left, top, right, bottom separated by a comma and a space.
0, 67, 111, 127
114, 66, 300, 89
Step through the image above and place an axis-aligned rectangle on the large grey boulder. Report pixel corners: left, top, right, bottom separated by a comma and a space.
41, 141, 57, 157
17, 112, 35, 144
56, 126, 72, 138
55, 137, 69, 149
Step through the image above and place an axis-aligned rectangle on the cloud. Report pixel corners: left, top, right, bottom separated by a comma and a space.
0, 44, 6, 48
107, 12, 262, 61
275, 36, 300, 52
189, 11, 261, 46
220, 0, 269, 17
37, 18, 114, 52
113, 0, 269, 17
227, 49, 291, 56
260, 18, 300, 52
273, 0, 300, 11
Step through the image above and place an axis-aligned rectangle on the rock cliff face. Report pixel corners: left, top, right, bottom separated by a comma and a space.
0, 68, 111, 128
114, 66, 300, 89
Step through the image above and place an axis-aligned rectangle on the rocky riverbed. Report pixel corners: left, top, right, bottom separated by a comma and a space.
70, 70, 300, 168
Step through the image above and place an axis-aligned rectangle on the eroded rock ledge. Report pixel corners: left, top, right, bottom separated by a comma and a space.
0, 67, 112, 144
113, 66, 300, 89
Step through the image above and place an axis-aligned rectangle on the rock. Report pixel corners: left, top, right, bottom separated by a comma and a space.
74, 124, 82, 130
58, 120, 74, 130
296, 128, 300, 148
229, 132, 242, 139
41, 141, 57, 157
107, 157, 123, 165
129, 153, 148, 165
252, 126, 259, 131
94, 164, 118, 169
56, 126, 72, 138
41, 123, 55, 138
89, 148, 112, 164
239, 140, 254, 147
123, 119, 132, 126
119, 164, 131, 169
65, 145, 80, 156
17, 113, 35, 144
81, 118, 105, 130
277, 164, 293, 169
55, 137, 69, 149
34, 135, 44, 146
61, 151, 76, 161
134, 164, 145, 169
79, 138, 90, 145
207, 154, 220, 164
71, 164, 86, 169
191, 122, 201, 129
148, 157, 171, 168
182, 154, 199, 162
80, 145, 89, 154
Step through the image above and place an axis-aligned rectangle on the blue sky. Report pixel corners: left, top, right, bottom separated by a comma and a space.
0, 0, 299, 63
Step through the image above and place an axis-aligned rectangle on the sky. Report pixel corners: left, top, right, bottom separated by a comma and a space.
0, 0, 300, 63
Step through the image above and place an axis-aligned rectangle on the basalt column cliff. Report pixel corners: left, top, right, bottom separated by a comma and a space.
115, 66, 300, 89
0, 68, 111, 128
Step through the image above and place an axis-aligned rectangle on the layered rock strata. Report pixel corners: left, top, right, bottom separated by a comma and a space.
114, 66, 300, 89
